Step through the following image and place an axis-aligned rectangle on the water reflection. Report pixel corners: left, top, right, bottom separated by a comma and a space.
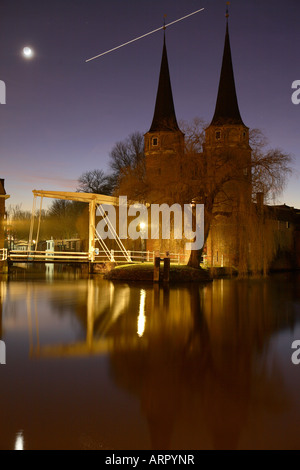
137, 289, 146, 337
25, 280, 131, 358
0, 280, 7, 339
108, 277, 299, 450
1, 272, 300, 449
45, 263, 54, 282
14, 431, 24, 451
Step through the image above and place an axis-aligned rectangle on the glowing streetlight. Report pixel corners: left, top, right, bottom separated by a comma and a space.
139, 223, 147, 259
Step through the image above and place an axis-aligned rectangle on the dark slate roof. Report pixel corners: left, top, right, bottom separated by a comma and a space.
268, 204, 300, 223
210, 22, 245, 126
149, 33, 180, 133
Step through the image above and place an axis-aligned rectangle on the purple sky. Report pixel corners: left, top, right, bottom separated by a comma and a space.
0, 0, 299, 211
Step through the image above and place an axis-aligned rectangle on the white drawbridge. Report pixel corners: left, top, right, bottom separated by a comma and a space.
11, 190, 132, 263
8, 189, 188, 265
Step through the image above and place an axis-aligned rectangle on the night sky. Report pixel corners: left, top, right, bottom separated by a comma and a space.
1, 0, 299, 210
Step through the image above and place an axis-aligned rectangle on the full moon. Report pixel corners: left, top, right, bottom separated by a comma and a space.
23, 46, 33, 58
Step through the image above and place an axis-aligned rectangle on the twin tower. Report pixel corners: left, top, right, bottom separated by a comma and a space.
143, 13, 252, 265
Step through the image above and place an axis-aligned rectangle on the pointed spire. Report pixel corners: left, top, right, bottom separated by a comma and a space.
210, 6, 245, 126
225, 1, 230, 19
149, 30, 180, 132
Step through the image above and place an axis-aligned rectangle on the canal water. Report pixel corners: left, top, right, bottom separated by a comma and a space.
0, 266, 300, 450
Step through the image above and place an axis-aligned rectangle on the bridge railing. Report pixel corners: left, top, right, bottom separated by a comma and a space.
0, 249, 7, 261
9, 250, 89, 261
94, 250, 189, 265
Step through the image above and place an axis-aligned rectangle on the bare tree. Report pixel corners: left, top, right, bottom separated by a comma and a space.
47, 199, 72, 218
46, 199, 86, 240
179, 117, 207, 153
75, 133, 145, 199
249, 129, 292, 203
6, 204, 32, 242
77, 169, 112, 195
109, 131, 145, 192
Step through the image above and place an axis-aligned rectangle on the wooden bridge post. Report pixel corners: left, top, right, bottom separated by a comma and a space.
153, 256, 160, 282
163, 257, 170, 283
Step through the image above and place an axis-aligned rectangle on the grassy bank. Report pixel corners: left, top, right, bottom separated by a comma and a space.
104, 262, 212, 283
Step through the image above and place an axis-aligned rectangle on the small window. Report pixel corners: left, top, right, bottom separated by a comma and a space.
215, 131, 221, 140
243, 168, 248, 176
152, 137, 158, 146
242, 131, 246, 140
286, 221, 290, 229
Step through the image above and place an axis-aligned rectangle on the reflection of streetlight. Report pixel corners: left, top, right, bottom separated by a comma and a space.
14, 431, 24, 450
140, 222, 146, 231
137, 289, 146, 337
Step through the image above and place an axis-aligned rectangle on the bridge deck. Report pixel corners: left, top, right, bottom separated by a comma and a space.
7, 249, 187, 265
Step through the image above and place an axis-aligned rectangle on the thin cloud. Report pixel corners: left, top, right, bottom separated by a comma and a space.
13, 174, 78, 190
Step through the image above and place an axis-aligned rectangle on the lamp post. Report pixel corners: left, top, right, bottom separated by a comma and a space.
140, 222, 147, 261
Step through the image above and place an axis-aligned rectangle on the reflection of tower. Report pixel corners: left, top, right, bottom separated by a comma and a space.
86, 278, 95, 348
141, 285, 176, 450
